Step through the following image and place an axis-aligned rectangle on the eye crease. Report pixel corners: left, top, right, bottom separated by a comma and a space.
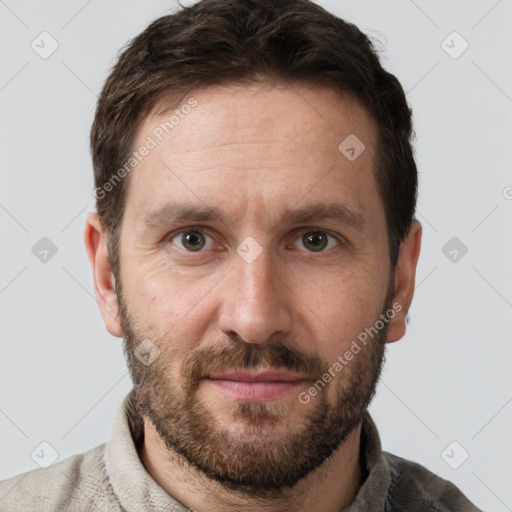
293, 231, 340, 253
172, 230, 213, 252
169, 229, 340, 253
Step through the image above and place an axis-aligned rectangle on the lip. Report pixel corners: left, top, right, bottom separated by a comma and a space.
205, 369, 307, 401
208, 369, 305, 382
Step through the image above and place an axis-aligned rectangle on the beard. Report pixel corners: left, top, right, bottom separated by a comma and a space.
117, 278, 391, 497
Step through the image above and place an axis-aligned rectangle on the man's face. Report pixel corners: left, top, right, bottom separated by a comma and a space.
115, 82, 395, 494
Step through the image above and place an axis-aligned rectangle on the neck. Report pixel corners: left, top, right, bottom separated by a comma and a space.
138, 418, 364, 512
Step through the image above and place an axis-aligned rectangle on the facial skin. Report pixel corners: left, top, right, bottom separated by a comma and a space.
85, 82, 422, 512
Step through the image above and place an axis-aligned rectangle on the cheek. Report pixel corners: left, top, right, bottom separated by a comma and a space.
122, 257, 220, 350
124, 253, 184, 310
294, 272, 388, 388
302, 265, 387, 339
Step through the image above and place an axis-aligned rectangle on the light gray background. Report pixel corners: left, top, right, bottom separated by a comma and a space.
1, 1, 511, 510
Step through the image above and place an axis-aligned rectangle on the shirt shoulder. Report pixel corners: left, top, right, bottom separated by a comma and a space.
0, 443, 120, 512
383, 451, 483, 512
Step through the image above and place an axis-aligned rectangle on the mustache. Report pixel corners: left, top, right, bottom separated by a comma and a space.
182, 340, 329, 389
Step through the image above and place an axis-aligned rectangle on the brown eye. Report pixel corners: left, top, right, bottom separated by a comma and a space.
171, 230, 213, 252
294, 231, 339, 253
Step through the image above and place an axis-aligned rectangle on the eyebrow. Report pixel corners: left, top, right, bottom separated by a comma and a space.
142, 202, 365, 231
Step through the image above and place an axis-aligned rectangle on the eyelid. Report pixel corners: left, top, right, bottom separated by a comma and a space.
291, 228, 343, 252
165, 225, 345, 254
167, 226, 216, 252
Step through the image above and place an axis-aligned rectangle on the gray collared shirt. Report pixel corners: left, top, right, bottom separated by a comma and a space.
0, 390, 483, 511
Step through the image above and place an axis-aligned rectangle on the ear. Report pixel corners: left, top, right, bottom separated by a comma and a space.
84, 212, 123, 337
386, 220, 422, 343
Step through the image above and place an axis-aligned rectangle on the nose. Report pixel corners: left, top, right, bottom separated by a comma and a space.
218, 246, 293, 345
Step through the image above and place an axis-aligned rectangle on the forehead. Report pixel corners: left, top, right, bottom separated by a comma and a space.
123, 81, 381, 227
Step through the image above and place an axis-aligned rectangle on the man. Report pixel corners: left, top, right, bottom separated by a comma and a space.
0, 0, 483, 510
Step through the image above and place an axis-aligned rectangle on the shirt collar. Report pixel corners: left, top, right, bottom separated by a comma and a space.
105, 390, 185, 511
106, 390, 391, 511
342, 409, 391, 511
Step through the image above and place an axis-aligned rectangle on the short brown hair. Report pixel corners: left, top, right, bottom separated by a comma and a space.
90, 0, 417, 279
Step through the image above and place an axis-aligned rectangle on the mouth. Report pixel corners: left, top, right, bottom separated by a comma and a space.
204, 369, 309, 401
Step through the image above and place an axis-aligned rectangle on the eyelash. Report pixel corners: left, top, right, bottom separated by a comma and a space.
165, 226, 344, 256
